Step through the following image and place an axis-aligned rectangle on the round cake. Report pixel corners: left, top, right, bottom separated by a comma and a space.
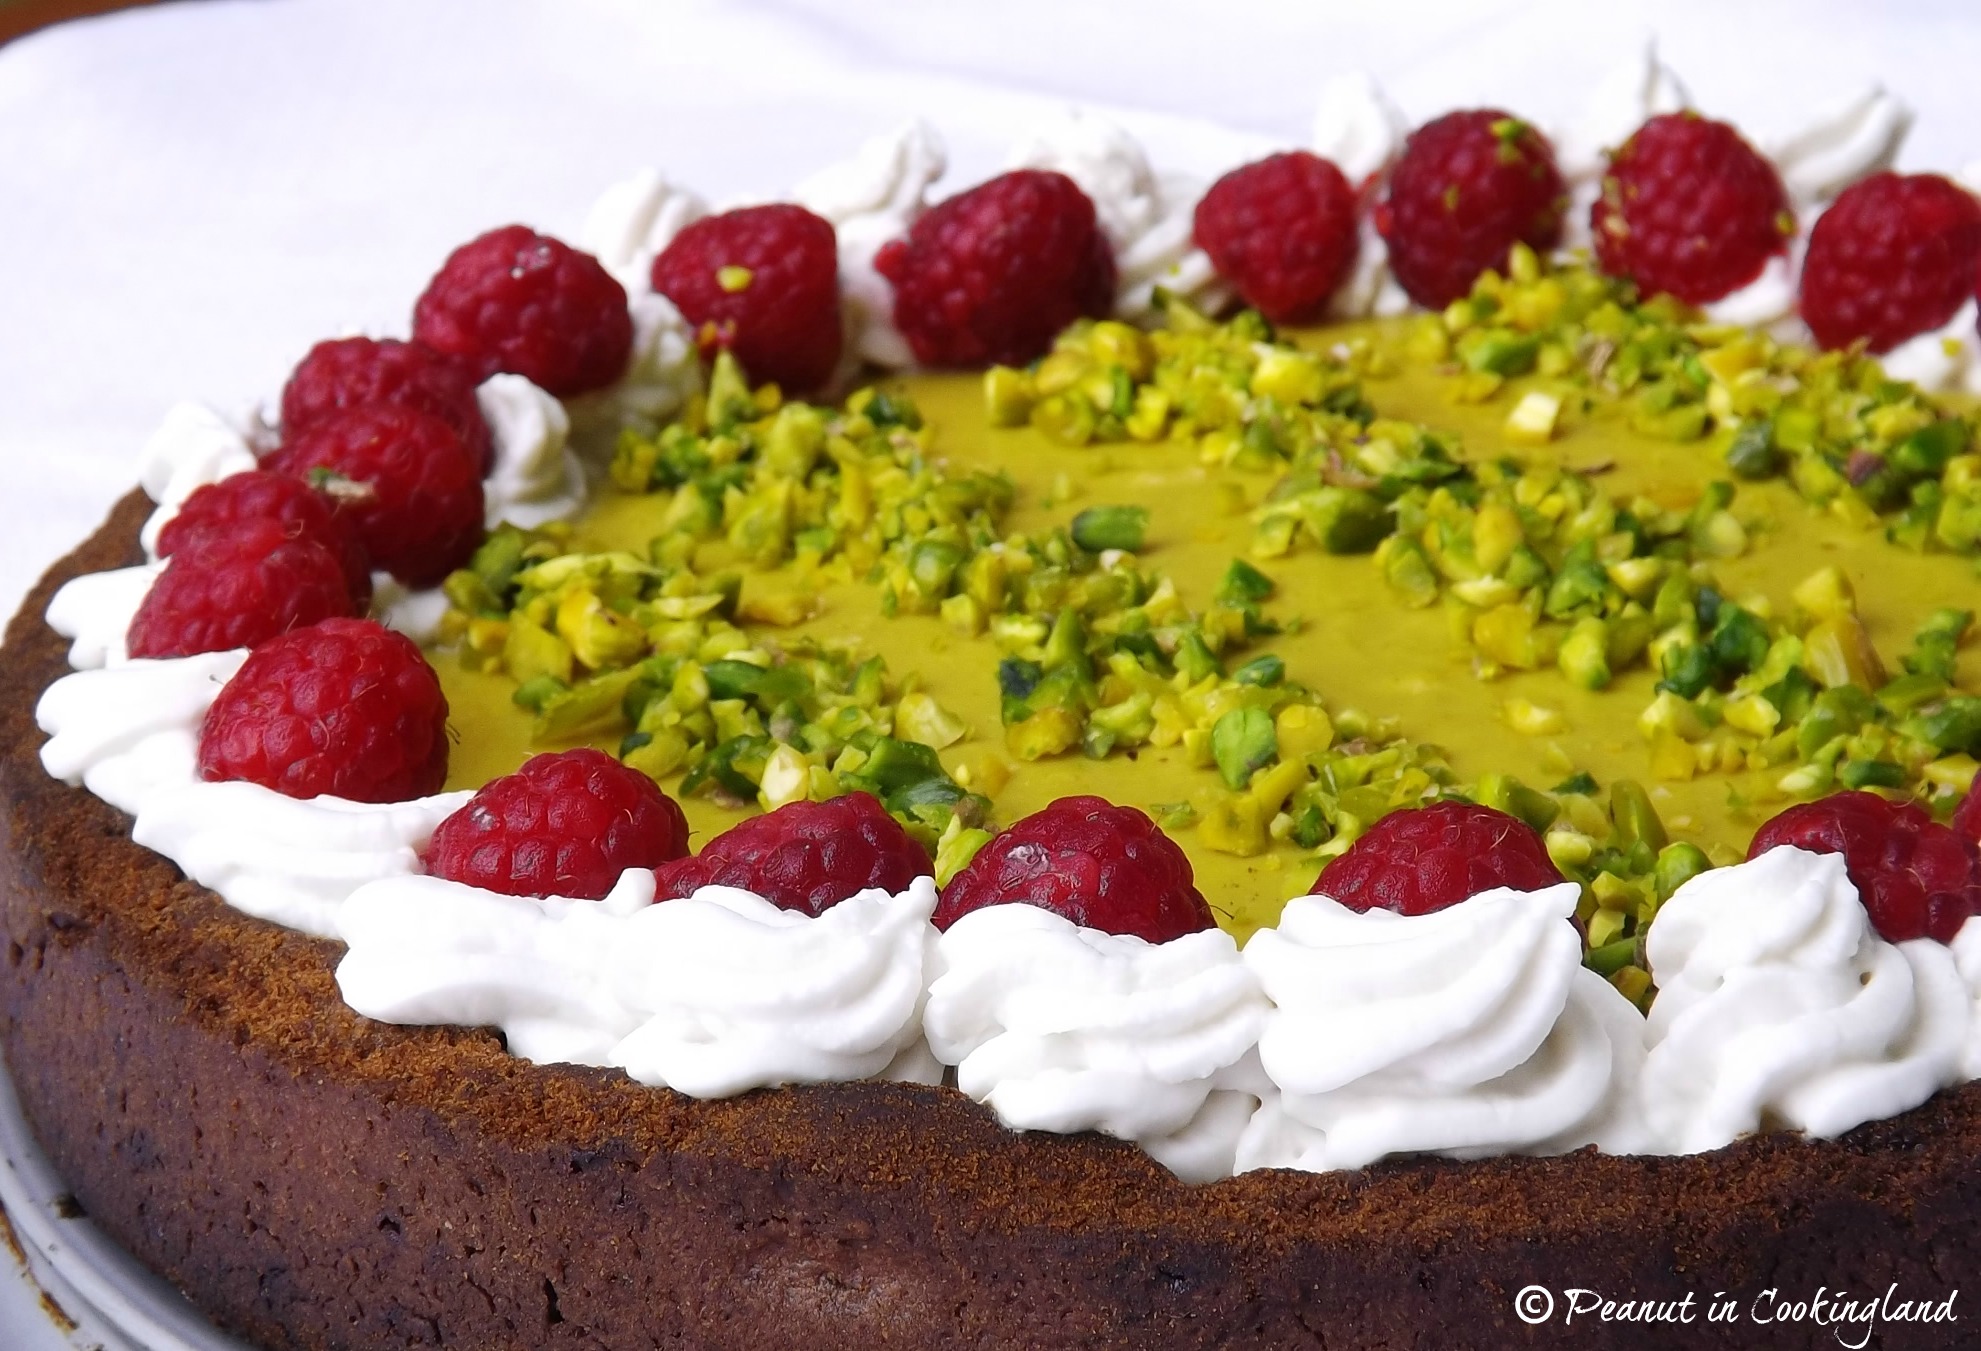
9, 20, 1981, 1350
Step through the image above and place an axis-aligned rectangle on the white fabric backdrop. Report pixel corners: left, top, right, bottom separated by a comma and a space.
1, 0, 1978, 621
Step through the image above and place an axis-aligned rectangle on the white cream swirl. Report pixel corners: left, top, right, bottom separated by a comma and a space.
796, 119, 948, 369
1311, 71, 1406, 187
1236, 885, 1649, 1172
1699, 246, 1805, 337
1770, 85, 1911, 207
135, 779, 469, 938
1642, 846, 1969, 1155
1557, 47, 1691, 254
477, 373, 585, 528
565, 292, 702, 452
45, 563, 156, 669
338, 874, 941, 1097
1557, 46, 1691, 187
1952, 915, 1981, 1080
134, 402, 259, 559
48, 401, 260, 671
37, 650, 247, 815
37, 648, 469, 937
923, 904, 1268, 1183
368, 574, 453, 647
1699, 87, 1912, 336
1007, 110, 1226, 322
580, 167, 708, 294
1310, 75, 1407, 320
1878, 296, 1981, 395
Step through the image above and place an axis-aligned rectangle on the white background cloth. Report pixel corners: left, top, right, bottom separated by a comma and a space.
0, 2, 1978, 1345
3, 0, 1981, 623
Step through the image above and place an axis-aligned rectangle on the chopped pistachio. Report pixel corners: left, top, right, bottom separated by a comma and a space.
1211, 707, 1277, 790
1502, 389, 1562, 445
1070, 505, 1150, 553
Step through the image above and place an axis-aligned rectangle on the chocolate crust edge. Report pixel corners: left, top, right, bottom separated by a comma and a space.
0, 491, 1975, 1350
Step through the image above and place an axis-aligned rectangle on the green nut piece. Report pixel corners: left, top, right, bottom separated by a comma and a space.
504, 614, 575, 686
1211, 706, 1278, 790
1652, 841, 1711, 903
1558, 616, 1613, 691
1070, 505, 1150, 553
1474, 773, 1561, 833
1232, 654, 1286, 688
1217, 559, 1275, 605
1724, 419, 1783, 480
934, 825, 995, 888
1608, 778, 1669, 852
984, 366, 1035, 427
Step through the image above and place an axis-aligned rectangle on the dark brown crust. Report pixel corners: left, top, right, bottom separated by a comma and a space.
1, 491, 1977, 1350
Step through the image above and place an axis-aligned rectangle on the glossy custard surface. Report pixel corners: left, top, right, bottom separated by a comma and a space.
438, 317, 1980, 938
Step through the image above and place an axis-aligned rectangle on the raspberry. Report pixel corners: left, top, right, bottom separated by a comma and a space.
198, 617, 449, 803
1800, 172, 1981, 353
1592, 112, 1794, 306
932, 795, 1212, 943
280, 337, 493, 472
424, 749, 690, 900
652, 792, 930, 919
155, 469, 372, 609
875, 169, 1116, 368
1953, 782, 1981, 851
649, 204, 843, 393
1193, 151, 1361, 324
1747, 791, 1980, 944
1312, 801, 1565, 917
128, 517, 361, 659
268, 404, 483, 588
411, 225, 632, 397
1374, 110, 1566, 308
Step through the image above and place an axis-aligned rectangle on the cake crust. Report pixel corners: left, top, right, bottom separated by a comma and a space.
2, 492, 1978, 1349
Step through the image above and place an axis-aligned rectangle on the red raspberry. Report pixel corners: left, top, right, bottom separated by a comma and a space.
653, 792, 930, 919
1748, 791, 1980, 944
411, 225, 632, 397
1374, 110, 1566, 308
424, 749, 690, 900
932, 795, 1212, 943
875, 169, 1116, 368
128, 517, 361, 659
1952, 782, 1981, 850
268, 404, 483, 588
649, 204, 843, 393
1313, 801, 1565, 917
198, 617, 449, 803
155, 469, 372, 609
1800, 172, 1981, 353
280, 337, 493, 472
1592, 112, 1794, 306
1193, 152, 1361, 324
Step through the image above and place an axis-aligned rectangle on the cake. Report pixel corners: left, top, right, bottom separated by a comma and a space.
7, 43, 1981, 1349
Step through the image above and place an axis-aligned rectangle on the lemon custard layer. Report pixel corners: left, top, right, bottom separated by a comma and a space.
434, 253, 1981, 986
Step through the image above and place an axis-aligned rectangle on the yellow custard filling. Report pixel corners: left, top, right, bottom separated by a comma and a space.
432, 270, 1981, 953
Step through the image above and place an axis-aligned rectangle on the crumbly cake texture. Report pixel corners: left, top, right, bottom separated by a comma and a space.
5, 497, 1980, 1348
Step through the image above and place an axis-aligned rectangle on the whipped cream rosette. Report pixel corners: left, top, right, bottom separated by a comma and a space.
1641, 845, 1970, 1154
1307, 72, 1410, 322
1006, 110, 1228, 322
36, 646, 471, 938
338, 873, 941, 1097
923, 903, 1268, 1183
795, 118, 948, 369
1236, 883, 1650, 1172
